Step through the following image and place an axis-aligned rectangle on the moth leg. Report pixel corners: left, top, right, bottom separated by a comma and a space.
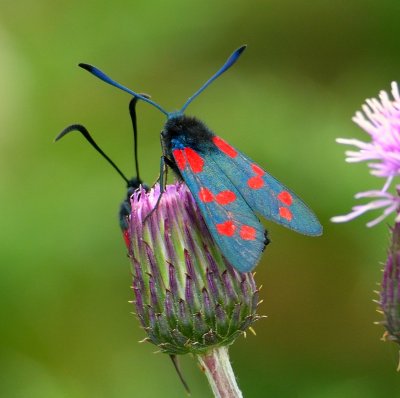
169, 354, 190, 395
163, 156, 175, 169
143, 156, 170, 223
159, 155, 169, 191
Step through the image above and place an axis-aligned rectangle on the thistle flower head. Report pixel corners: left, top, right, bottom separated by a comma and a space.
127, 182, 261, 355
332, 82, 400, 226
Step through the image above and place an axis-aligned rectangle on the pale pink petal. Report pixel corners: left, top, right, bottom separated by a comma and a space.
333, 82, 400, 226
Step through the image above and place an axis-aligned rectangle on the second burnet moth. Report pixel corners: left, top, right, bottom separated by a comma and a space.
78, 45, 323, 273
57, 98, 191, 394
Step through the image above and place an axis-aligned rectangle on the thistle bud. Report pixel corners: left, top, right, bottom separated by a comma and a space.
380, 222, 400, 354
127, 182, 261, 355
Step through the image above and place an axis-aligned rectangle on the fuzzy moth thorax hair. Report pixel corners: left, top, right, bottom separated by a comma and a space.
162, 115, 215, 156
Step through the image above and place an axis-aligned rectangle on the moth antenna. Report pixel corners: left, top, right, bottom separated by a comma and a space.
55, 124, 130, 185
129, 93, 151, 183
79, 63, 169, 116
180, 45, 247, 113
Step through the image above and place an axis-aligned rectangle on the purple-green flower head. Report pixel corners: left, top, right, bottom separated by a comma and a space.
127, 182, 261, 355
379, 223, 400, 358
332, 82, 400, 226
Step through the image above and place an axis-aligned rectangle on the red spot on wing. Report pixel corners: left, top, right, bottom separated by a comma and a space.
277, 191, 293, 206
215, 190, 236, 205
247, 176, 264, 189
184, 147, 204, 173
279, 207, 293, 221
216, 220, 236, 237
173, 149, 186, 170
213, 136, 238, 158
239, 225, 256, 240
199, 187, 214, 202
251, 164, 265, 176
123, 229, 130, 249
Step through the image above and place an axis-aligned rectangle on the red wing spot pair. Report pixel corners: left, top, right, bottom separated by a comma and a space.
277, 191, 293, 221
216, 221, 257, 241
248, 163, 265, 189
173, 137, 237, 172
199, 187, 236, 205
173, 147, 204, 173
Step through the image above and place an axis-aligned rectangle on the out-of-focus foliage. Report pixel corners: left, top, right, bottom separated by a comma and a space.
1, 1, 400, 396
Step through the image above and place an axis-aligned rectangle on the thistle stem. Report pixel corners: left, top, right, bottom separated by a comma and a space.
197, 346, 243, 398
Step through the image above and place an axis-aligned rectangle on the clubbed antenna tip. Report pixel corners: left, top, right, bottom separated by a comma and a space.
78, 63, 168, 116
180, 45, 248, 113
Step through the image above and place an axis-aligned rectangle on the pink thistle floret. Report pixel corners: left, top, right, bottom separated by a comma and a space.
331, 190, 400, 227
339, 82, 400, 182
332, 82, 400, 226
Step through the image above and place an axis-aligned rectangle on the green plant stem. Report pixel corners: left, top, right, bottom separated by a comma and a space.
197, 346, 243, 398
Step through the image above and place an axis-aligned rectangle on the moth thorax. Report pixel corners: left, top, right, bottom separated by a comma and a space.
163, 115, 214, 152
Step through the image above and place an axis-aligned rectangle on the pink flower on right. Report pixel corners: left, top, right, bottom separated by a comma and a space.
332, 82, 400, 226
333, 82, 400, 368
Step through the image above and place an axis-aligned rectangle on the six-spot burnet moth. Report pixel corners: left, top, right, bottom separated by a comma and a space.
76, 45, 323, 273
56, 96, 149, 248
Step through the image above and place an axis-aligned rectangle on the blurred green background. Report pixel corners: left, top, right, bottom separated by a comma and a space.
2, 1, 400, 397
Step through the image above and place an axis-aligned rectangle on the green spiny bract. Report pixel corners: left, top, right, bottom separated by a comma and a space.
380, 223, 400, 345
